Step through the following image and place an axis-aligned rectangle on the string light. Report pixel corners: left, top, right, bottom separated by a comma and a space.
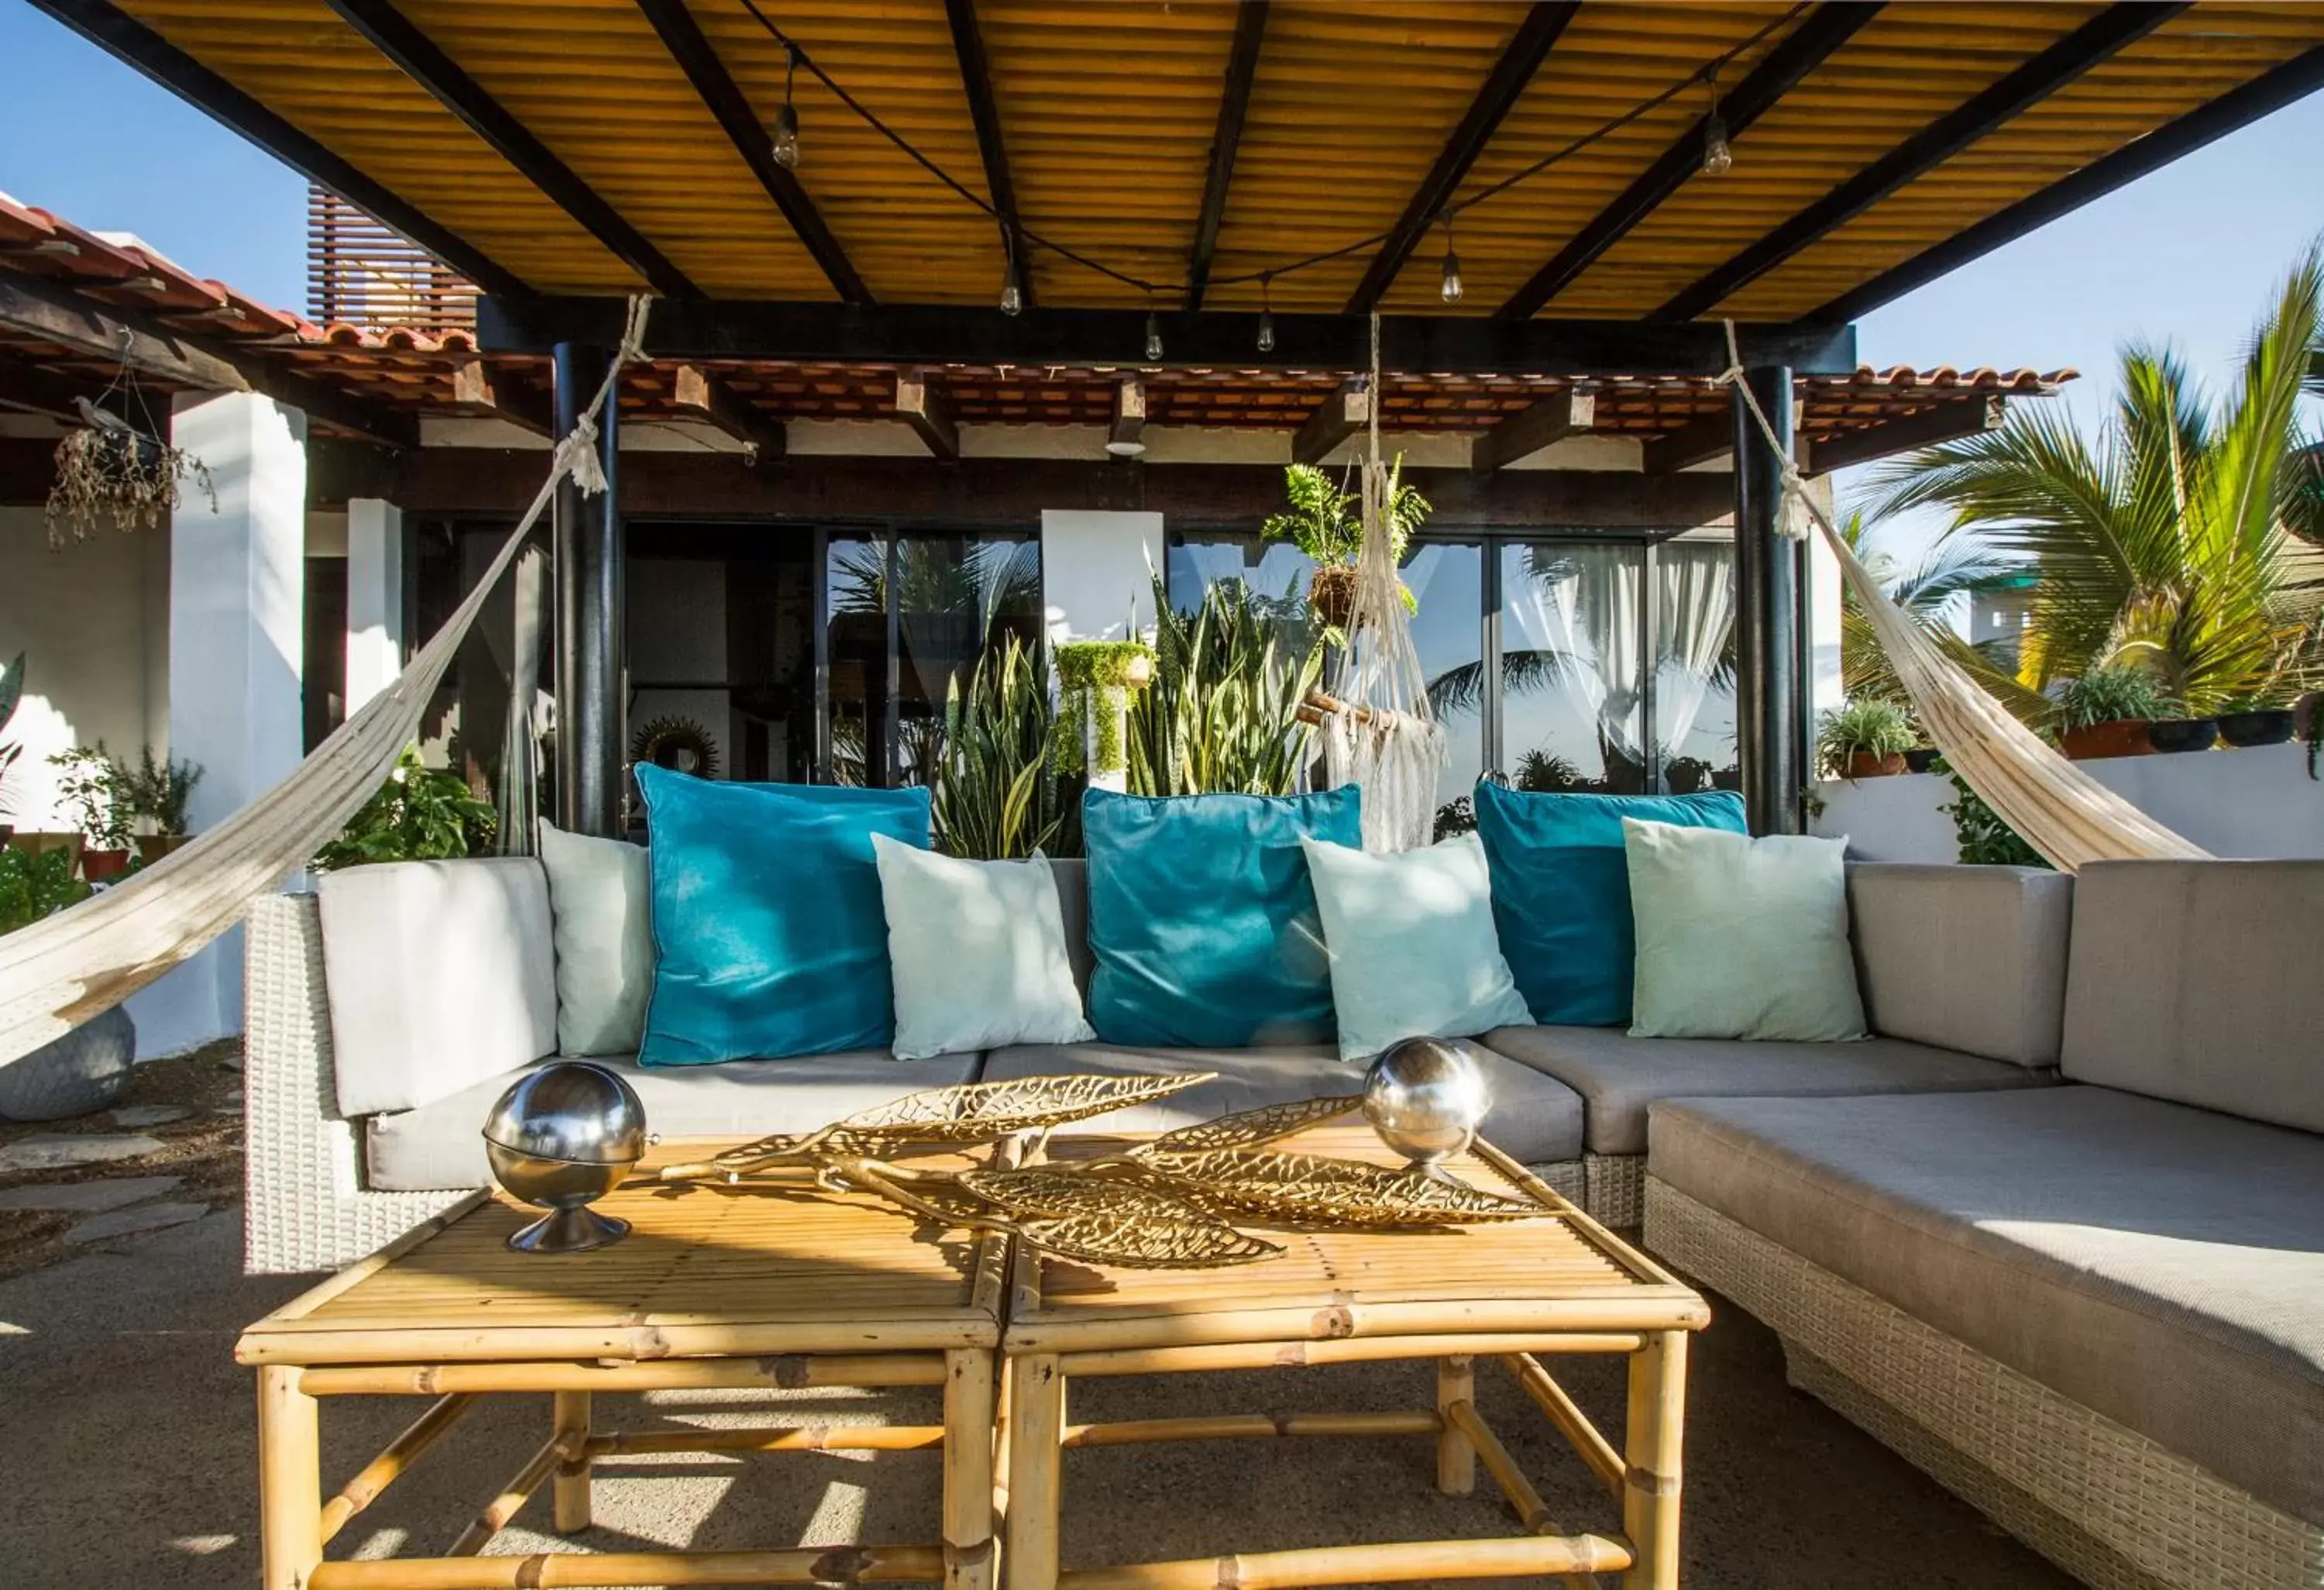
1144, 307, 1164, 363
1700, 66, 1732, 177
772, 43, 800, 170
1256, 274, 1276, 353
1437, 214, 1463, 305
999, 233, 1024, 316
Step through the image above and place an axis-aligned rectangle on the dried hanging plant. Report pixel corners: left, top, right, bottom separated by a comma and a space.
46, 416, 216, 547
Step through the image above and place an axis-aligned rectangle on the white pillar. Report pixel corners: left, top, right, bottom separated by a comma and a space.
159, 390, 308, 1045
345, 498, 405, 711
1040, 510, 1164, 645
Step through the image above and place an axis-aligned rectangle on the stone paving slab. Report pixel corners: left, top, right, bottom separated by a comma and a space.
0, 1135, 165, 1174
0, 1176, 183, 1213
63, 1202, 208, 1245
108, 1106, 194, 1129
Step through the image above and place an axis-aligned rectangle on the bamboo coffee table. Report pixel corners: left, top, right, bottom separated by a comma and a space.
235, 1141, 1007, 1590
999, 1124, 1710, 1590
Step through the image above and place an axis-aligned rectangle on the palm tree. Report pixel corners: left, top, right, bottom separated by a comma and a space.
1835, 511, 2047, 720
1871, 246, 2324, 717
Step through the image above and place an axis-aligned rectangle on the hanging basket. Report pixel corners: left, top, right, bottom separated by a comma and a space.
1308, 565, 1360, 630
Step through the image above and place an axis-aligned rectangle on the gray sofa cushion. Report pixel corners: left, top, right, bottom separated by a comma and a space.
1848, 862, 2071, 1066
2063, 859, 2324, 1134
1047, 856, 1095, 1002
366, 1051, 981, 1191
1648, 1086, 2324, 1527
981, 1038, 1585, 1165
1480, 1024, 2051, 1155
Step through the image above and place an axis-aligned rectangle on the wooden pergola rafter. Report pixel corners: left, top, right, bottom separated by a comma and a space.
1182, 0, 1270, 312
944, 0, 1032, 311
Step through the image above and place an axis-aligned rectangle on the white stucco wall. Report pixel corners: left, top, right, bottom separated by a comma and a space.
1812, 742, 2324, 862
1041, 511, 1165, 645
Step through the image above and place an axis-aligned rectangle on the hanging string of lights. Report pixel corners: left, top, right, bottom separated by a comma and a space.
731, 0, 1794, 325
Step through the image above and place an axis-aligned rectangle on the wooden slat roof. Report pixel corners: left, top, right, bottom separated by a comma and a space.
59, 1, 2324, 321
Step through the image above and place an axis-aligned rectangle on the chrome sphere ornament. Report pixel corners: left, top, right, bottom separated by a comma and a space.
1363, 1038, 1490, 1178
482, 1061, 650, 1254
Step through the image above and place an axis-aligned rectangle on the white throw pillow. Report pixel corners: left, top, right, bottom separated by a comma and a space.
1623, 818, 1867, 1041
1300, 831, 1535, 1062
871, 835, 1095, 1062
537, 820, 655, 1055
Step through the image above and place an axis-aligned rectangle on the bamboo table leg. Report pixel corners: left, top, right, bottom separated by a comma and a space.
1622, 1330, 1688, 1590
1003, 1355, 1064, 1590
945, 1348, 997, 1590
552, 1390, 592, 1533
1436, 1354, 1476, 1495
259, 1365, 322, 1590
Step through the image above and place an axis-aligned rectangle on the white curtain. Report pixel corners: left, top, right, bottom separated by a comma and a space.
1501, 545, 1644, 772
1652, 541, 1736, 769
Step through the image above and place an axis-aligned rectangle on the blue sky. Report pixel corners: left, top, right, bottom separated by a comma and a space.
5, 0, 2320, 556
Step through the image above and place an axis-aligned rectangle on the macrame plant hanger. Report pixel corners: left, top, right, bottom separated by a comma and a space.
1308, 314, 1447, 851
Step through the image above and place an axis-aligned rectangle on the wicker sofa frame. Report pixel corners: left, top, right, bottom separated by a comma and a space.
1645, 1175, 2323, 1590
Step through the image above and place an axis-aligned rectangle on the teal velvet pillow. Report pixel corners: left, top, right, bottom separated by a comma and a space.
1083, 785, 1361, 1048
636, 767, 931, 1065
1473, 782, 1747, 1027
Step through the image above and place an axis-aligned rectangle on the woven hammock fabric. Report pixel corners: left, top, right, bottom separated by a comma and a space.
1719, 325, 2208, 873
0, 300, 652, 1069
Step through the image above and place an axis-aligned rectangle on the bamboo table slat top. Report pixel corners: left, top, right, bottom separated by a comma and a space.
1006, 1126, 1708, 1354
239, 1141, 1006, 1367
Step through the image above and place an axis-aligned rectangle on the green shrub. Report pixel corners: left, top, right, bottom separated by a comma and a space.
1816, 698, 1917, 776
0, 844, 92, 935
1128, 576, 1322, 797
1933, 755, 2050, 869
933, 638, 1079, 860
2054, 665, 2176, 730
315, 748, 497, 869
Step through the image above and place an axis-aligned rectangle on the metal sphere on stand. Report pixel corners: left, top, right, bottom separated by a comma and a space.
482, 1061, 650, 1254
1363, 1037, 1490, 1178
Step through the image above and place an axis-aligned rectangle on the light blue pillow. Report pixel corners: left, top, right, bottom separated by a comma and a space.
635, 767, 931, 1065
1473, 783, 1747, 1026
1300, 831, 1533, 1062
1624, 818, 1867, 1041
871, 836, 1094, 1062
1083, 785, 1360, 1048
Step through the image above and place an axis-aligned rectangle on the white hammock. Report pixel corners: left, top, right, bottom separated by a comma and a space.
1717, 323, 2208, 872
1317, 314, 1447, 852
0, 298, 653, 1069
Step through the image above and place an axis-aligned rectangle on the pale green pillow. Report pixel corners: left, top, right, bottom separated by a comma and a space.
1623, 818, 1867, 1041
871, 836, 1095, 1062
1300, 831, 1535, 1062
536, 820, 655, 1055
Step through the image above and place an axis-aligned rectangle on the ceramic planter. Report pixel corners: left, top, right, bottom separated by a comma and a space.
2145, 718, 2217, 754
2216, 709, 2295, 749
1842, 751, 1908, 778
2059, 719, 2151, 759
79, 847, 133, 883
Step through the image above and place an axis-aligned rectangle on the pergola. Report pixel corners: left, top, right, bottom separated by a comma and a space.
17, 0, 2324, 835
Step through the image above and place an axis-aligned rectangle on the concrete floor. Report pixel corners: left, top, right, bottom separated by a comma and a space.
0, 1206, 2078, 1589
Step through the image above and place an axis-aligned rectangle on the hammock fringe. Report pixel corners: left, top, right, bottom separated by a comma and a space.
0, 298, 655, 1068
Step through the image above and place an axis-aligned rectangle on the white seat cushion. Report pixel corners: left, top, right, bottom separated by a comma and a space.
365, 1050, 982, 1190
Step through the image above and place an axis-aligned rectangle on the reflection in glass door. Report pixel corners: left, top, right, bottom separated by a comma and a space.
1498, 542, 1648, 793
824, 533, 889, 786
1652, 540, 1738, 793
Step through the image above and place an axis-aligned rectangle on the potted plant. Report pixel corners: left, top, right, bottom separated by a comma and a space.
0, 843, 137, 1120
1816, 698, 1917, 779
2215, 690, 2298, 749
1260, 461, 1427, 629
47, 743, 134, 880
1051, 640, 1157, 794
2053, 666, 2172, 759
315, 747, 498, 869
1663, 755, 1713, 794
122, 748, 203, 862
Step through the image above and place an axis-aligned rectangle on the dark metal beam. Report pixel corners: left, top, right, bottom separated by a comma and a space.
1803, 393, 2004, 475
552, 341, 624, 837
896, 369, 959, 460
1733, 365, 1800, 834
672, 364, 786, 460
1344, 2, 1578, 314
1497, 3, 1879, 320
479, 295, 1860, 375
325, 0, 701, 301
1109, 377, 1147, 458
1655, 4, 2179, 322
634, 0, 871, 305
449, 358, 553, 435
1291, 380, 1370, 466
0, 267, 418, 447
1184, 1, 1270, 311
24, 0, 531, 300
1470, 390, 1594, 476
944, 0, 1031, 311
1640, 410, 1734, 475
1810, 42, 2324, 324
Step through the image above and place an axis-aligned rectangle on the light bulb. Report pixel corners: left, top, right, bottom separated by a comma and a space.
1257, 309, 1276, 353
1701, 109, 1732, 177
999, 261, 1024, 317
772, 101, 799, 170
1439, 245, 1463, 305
1144, 311, 1164, 363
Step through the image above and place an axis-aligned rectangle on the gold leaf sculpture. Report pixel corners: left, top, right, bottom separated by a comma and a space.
660, 1074, 1545, 1270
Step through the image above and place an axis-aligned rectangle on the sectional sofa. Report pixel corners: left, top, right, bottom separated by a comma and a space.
239, 850, 2319, 1590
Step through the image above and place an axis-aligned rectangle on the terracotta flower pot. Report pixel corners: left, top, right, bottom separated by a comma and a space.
1842, 750, 1907, 779
2146, 718, 2217, 754
136, 833, 192, 863
8, 831, 84, 868
2059, 719, 2152, 759
2216, 708, 2295, 749
79, 847, 133, 883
